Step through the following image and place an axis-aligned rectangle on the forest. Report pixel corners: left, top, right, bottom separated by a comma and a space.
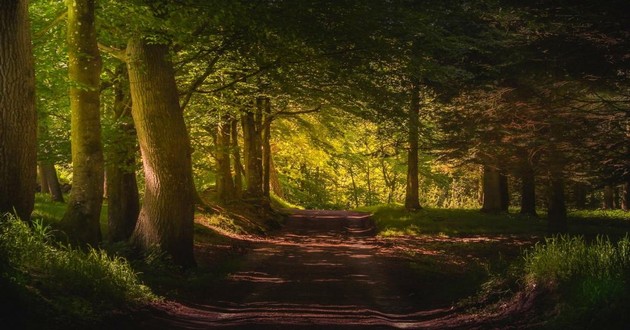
1, 0, 629, 328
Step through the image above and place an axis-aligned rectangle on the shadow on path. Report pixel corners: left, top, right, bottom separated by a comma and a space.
124, 210, 501, 329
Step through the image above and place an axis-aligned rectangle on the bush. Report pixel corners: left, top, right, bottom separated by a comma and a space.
0, 214, 155, 325
523, 235, 630, 327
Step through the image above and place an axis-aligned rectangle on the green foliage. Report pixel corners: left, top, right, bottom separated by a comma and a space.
0, 215, 155, 324
523, 235, 630, 327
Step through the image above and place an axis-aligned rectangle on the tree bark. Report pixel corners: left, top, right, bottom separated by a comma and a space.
242, 98, 264, 199
404, 81, 422, 211
622, 180, 629, 212
481, 165, 502, 213
519, 166, 536, 216
41, 163, 64, 202
127, 39, 196, 268
216, 115, 235, 201
106, 64, 139, 242
38, 164, 50, 195
548, 172, 567, 232
0, 0, 37, 221
603, 185, 614, 209
230, 119, 243, 197
60, 0, 104, 246
573, 182, 587, 209
499, 172, 509, 212
262, 98, 272, 199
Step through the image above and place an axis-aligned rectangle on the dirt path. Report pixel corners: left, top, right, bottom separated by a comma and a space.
124, 210, 533, 329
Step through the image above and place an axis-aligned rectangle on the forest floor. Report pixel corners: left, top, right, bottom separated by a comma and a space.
108, 209, 544, 329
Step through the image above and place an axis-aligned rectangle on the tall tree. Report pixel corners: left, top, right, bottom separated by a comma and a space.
106, 64, 139, 242
127, 38, 196, 268
404, 82, 422, 211
215, 114, 235, 201
60, 0, 104, 246
0, 0, 37, 221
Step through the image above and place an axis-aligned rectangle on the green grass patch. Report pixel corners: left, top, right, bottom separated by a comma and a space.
0, 215, 155, 327
523, 235, 630, 327
357, 204, 547, 236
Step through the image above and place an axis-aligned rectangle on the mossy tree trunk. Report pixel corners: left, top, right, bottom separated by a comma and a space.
126, 38, 196, 268
60, 0, 104, 246
106, 64, 139, 242
242, 98, 264, 199
216, 115, 235, 201
404, 81, 422, 211
262, 98, 272, 200
0, 0, 37, 221
231, 118, 243, 197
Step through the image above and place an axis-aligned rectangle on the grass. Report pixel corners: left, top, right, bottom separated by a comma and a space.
32, 193, 109, 237
0, 214, 155, 328
522, 235, 630, 328
358, 204, 630, 237
356, 204, 547, 236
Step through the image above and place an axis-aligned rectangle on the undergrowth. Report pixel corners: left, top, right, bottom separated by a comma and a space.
0, 214, 155, 328
522, 235, 630, 328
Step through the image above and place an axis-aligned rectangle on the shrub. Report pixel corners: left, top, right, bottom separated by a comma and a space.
0, 214, 155, 324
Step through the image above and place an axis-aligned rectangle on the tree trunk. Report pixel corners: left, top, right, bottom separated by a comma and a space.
499, 172, 509, 212
481, 165, 502, 213
269, 153, 283, 198
574, 182, 587, 209
127, 38, 196, 268
60, 0, 104, 246
230, 119, 243, 197
404, 81, 422, 211
603, 185, 614, 209
38, 164, 50, 195
242, 98, 264, 199
0, 0, 37, 221
262, 98, 272, 199
519, 166, 536, 216
548, 172, 567, 232
41, 163, 64, 202
349, 165, 360, 208
216, 115, 234, 201
106, 64, 139, 242
622, 180, 629, 212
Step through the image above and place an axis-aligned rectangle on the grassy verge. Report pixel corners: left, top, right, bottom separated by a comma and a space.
359, 204, 630, 237
0, 215, 155, 328
521, 235, 630, 328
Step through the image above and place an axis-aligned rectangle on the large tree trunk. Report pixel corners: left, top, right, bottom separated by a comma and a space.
40, 163, 64, 202
242, 98, 264, 199
216, 115, 235, 201
548, 172, 567, 232
127, 39, 196, 268
404, 81, 422, 211
499, 172, 509, 212
60, 0, 104, 246
0, 0, 37, 221
519, 166, 536, 216
262, 98, 272, 200
106, 64, 139, 242
481, 165, 502, 213
230, 119, 243, 197
603, 185, 614, 209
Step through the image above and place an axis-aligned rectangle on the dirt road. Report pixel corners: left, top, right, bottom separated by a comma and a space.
128, 210, 503, 329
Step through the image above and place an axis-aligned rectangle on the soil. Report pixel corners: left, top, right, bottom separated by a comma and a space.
112, 210, 542, 329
